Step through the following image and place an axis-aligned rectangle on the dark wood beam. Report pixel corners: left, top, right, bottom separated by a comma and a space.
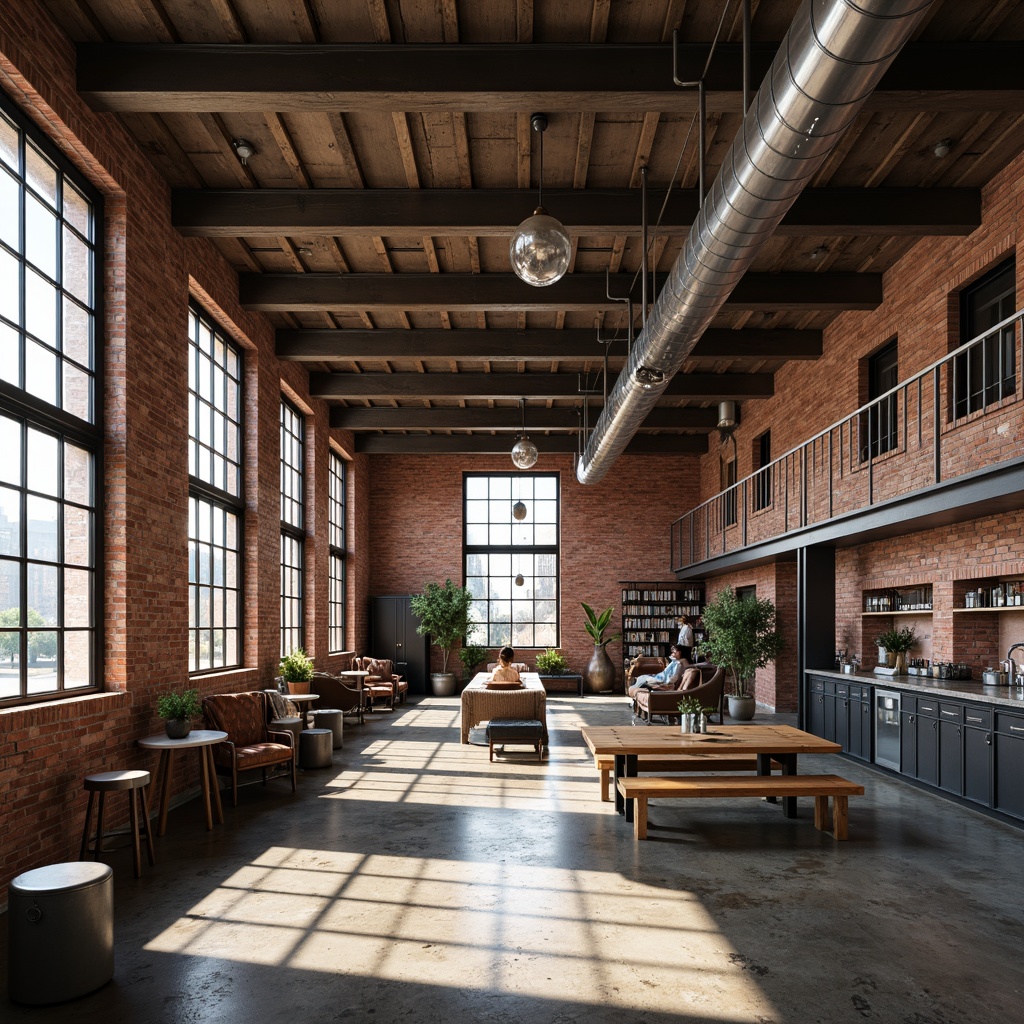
330, 406, 719, 430
310, 372, 773, 400
280, 327, 822, 362
77, 42, 1024, 114
353, 434, 708, 455
172, 187, 980, 238
241, 273, 881, 313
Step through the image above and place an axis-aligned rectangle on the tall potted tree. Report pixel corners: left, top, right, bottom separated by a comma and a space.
411, 579, 473, 696
697, 587, 783, 720
582, 602, 621, 694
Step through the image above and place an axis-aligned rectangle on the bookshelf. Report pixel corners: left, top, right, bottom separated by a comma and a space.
620, 581, 705, 663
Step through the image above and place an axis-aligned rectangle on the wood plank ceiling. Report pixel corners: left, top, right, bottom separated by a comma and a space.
49, 0, 1024, 456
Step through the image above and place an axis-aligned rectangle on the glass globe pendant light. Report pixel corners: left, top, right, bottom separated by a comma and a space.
510, 113, 571, 287
511, 398, 539, 469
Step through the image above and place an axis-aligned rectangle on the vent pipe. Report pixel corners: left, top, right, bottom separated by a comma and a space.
576, 0, 934, 485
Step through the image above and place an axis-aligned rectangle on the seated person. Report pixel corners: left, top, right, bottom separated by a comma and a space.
490, 646, 522, 683
632, 644, 688, 690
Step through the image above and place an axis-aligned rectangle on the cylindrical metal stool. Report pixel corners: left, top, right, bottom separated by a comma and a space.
79, 770, 155, 879
270, 716, 303, 748
8, 861, 113, 1004
309, 708, 343, 749
299, 728, 333, 769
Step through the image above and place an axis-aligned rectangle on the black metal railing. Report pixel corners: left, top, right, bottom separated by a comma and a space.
671, 308, 1024, 571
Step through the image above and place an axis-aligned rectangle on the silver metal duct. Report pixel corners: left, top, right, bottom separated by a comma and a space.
576, 0, 934, 484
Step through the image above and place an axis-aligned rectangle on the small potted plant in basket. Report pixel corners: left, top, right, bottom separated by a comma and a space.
156, 688, 202, 739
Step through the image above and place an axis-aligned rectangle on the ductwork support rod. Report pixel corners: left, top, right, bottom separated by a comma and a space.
576, 0, 934, 485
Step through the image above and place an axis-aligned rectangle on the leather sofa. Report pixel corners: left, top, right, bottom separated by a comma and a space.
631, 664, 725, 724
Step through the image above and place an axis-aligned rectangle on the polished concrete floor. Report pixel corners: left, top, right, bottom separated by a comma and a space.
3, 695, 1022, 1023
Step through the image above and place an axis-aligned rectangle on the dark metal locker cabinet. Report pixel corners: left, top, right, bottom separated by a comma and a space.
371, 595, 430, 695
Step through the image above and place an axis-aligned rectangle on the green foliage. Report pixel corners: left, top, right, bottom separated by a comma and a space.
676, 694, 715, 717
535, 648, 569, 674
279, 648, 315, 682
696, 587, 783, 697
411, 579, 473, 674
582, 603, 621, 648
156, 688, 202, 721
0, 608, 52, 664
458, 644, 488, 679
873, 625, 917, 653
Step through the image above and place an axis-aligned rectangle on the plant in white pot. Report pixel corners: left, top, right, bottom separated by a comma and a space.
156, 687, 202, 739
582, 603, 621, 694
279, 648, 315, 694
411, 579, 473, 696
873, 625, 917, 673
697, 587, 783, 721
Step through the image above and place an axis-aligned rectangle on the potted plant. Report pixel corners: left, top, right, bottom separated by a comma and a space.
411, 579, 473, 696
156, 687, 202, 739
697, 587, 783, 721
458, 643, 488, 682
535, 648, 569, 675
873, 625, 917, 673
582, 603, 621, 694
676, 694, 716, 733
279, 648, 315, 694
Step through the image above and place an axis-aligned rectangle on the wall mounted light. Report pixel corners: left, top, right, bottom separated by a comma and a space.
509, 114, 571, 287
511, 399, 539, 469
232, 139, 256, 165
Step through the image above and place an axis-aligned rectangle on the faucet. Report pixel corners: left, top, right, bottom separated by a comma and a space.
1005, 643, 1024, 686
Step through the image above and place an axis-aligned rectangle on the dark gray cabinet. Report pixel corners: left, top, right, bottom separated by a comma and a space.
805, 675, 871, 760
808, 677, 825, 738
937, 703, 963, 795
371, 595, 431, 695
994, 711, 1024, 819
914, 698, 939, 787
963, 706, 992, 805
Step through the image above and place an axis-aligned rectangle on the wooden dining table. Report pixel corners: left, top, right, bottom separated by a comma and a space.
581, 724, 842, 822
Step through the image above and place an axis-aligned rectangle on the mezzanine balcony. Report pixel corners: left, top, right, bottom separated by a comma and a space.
671, 308, 1024, 575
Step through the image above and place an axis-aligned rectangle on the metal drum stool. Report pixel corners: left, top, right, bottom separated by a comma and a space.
8, 861, 114, 1004
299, 728, 333, 769
79, 770, 155, 878
270, 716, 303, 748
309, 708, 343, 749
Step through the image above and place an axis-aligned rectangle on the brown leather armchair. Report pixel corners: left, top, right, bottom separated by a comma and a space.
632, 664, 725, 724
355, 657, 408, 709
624, 656, 668, 694
202, 691, 297, 806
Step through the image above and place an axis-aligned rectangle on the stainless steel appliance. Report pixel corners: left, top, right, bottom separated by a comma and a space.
875, 690, 901, 770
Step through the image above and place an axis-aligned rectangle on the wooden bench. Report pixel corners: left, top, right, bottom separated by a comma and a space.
593, 753, 782, 802
616, 774, 865, 840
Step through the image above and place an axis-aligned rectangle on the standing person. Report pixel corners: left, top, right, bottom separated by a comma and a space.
676, 615, 695, 662
490, 646, 521, 683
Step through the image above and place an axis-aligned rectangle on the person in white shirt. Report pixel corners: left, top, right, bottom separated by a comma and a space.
633, 645, 688, 690
676, 615, 695, 661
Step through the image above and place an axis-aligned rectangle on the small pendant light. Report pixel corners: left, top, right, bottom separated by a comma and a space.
511, 398, 539, 469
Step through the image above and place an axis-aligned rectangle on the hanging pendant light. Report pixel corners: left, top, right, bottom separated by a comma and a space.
512, 500, 528, 521
514, 573, 525, 587
511, 398, 539, 469
510, 113, 571, 287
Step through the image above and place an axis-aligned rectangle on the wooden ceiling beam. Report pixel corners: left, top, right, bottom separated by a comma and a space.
353, 434, 708, 455
278, 327, 822, 362
241, 272, 881, 313
77, 42, 1024, 114
330, 406, 719, 430
309, 371, 773, 400
172, 187, 980, 237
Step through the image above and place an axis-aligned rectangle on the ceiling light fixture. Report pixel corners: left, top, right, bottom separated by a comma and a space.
933, 137, 953, 159
510, 113, 571, 287
511, 398, 539, 469
809, 245, 829, 260
232, 138, 255, 165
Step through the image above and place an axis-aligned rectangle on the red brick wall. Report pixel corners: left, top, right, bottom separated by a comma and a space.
366, 453, 700, 681
0, 0, 356, 895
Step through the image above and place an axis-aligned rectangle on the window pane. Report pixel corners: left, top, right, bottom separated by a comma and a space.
0, 320, 18, 386
64, 567, 91, 627
0, 248, 22, 323
27, 428, 58, 496
25, 144, 57, 208
0, 487, 19, 556
64, 631, 91, 688
0, 169, 18, 248
25, 194, 57, 278
27, 561, 57, 623
25, 337, 56, 405
0, 416, 19, 484
62, 360, 91, 421
0, 114, 17, 169
0, 559, 20, 615
26, 495, 58, 562
64, 183, 91, 238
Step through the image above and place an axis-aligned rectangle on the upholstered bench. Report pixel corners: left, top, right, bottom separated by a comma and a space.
486, 719, 544, 763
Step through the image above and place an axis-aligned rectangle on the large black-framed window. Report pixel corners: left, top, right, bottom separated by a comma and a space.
187, 304, 242, 674
464, 473, 559, 649
280, 398, 305, 655
328, 450, 345, 653
863, 338, 899, 460
753, 430, 772, 511
0, 92, 102, 706
953, 257, 1016, 419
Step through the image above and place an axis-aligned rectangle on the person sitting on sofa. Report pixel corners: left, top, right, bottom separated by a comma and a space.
632, 644, 688, 690
490, 646, 522, 683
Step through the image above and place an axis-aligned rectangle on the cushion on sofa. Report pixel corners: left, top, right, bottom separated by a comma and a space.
678, 667, 702, 691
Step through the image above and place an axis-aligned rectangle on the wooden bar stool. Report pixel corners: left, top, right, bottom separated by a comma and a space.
79, 770, 156, 878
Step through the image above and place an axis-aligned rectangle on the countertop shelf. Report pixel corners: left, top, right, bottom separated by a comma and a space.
806, 668, 1024, 710
862, 610, 932, 616
951, 606, 1024, 613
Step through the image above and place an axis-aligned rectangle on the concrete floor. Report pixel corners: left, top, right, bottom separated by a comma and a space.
3, 695, 1022, 1023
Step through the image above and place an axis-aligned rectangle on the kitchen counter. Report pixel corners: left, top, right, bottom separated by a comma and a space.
806, 668, 1024, 710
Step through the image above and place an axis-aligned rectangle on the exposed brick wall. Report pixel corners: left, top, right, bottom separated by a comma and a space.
366, 453, 700, 682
